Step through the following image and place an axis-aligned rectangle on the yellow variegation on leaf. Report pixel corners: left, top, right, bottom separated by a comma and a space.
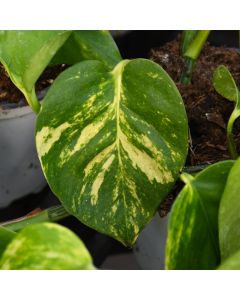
36, 59, 188, 246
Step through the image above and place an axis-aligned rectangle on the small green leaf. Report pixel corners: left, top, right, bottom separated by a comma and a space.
0, 227, 16, 257
0, 223, 94, 270
218, 250, 240, 270
51, 30, 122, 69
36, 58, 188, 246
166, 161, 234, 270
213, 65, 240, 158
213, 65, 239, 102
0, 30, 71, 113
219, 158, 240, 261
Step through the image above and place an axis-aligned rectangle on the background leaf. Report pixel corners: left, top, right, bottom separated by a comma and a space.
0, 30, 71, 112
219, 158, 240, 260
213, 65, 239, 102
0, 227, 16, 257
51, 30, 122, 69
0, 223, 94, 270
36, 58, 188, 246
166, 161, 233, 270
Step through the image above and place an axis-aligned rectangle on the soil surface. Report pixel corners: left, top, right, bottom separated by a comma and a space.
151, 37, 240, 216
0, 63, 68, 108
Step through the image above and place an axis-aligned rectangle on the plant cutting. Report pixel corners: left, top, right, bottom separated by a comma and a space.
1, 30, 240, 270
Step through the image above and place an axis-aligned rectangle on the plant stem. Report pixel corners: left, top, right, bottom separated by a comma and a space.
181, 30, 198, 55
184, 30, 210, 60
1, 205, 69, 232
24, 88, 41, 114
180, 58, 195, 84
227, 109, 240, 159
180, 30, 210, 84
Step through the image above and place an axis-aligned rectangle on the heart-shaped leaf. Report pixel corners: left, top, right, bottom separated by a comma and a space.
0, 227, 16, 257
166, 161, 234, 270
0, 30, 71, 113
0, 223, 94, 270
36, 59, 188, 246
219, 158, 240, 261
51, 30, 122, 69
213, 65, 239, 102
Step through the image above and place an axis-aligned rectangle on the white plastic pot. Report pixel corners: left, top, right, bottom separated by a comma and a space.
134, 213, 169, 270
0, 105, 46, 208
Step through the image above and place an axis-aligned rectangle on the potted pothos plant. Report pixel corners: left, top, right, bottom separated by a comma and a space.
0, 30, 240, 270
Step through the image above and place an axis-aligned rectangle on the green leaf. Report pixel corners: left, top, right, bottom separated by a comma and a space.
51, 30, 122, 69
219, 158, 240, 261
213, 65, 240, 158
213, 65, 239, 102
35, 59, 188, 246
0, 30, 71, 113
218, 250, 240, 270
0, 223, 94, 270
166, 161, 234, 270
0, 227, 16, 257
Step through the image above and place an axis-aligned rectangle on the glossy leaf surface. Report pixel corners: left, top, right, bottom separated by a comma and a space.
0, 30, 71, 112
36, 59, 188, 246
51, 30, 122, 69
0, 223, 93, 270
219, 158, 240, 260
166, 161, 233, 270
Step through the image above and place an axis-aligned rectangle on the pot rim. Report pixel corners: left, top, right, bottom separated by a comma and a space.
0, 105, 34, 120
0, 88, 47, 120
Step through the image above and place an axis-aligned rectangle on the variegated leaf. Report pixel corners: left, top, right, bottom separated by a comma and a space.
36, 59, 188, 246
0, 223, 94, 270
165, 161, 233, 270
219, 158, 240, 261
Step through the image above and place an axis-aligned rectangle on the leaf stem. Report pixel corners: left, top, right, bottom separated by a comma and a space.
180, 57, 195, 84
24, 88, 41, 114
184, 30, 210, 60
180, 30, 210, 84
227, 109, 240, 159
181, 30, 198, 55
1, 205, 69, 232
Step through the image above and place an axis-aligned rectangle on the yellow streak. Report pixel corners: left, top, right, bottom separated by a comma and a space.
119, 130, 173, 184
90, 154, 115, 205
36, 122, 71, 157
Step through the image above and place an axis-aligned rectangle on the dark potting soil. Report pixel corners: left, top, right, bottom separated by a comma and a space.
151, 37, 240, 216
0, 63, 68, 108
